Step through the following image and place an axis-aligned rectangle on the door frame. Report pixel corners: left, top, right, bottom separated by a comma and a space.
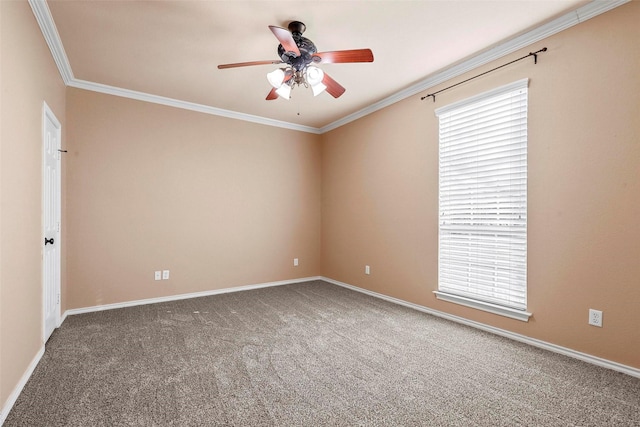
42, 101, 62, 342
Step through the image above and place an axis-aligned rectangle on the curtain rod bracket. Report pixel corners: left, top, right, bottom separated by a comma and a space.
531, 47, 547, 64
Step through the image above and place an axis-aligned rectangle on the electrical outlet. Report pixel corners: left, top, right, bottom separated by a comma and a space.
589, 309, 603, 327
154, 271, 162, 281
293, 258, 299, 267
365, 265, 371, 275
162, 270, 170, 280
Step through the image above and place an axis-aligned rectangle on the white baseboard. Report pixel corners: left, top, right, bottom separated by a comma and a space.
5, 274, 636, 426
63, 276, 322, 318
0, 346, 45, 426
4, 277, 321, 425
321, 276, 640, 379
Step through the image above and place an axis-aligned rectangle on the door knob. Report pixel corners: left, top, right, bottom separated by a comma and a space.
45, 237, 55, 245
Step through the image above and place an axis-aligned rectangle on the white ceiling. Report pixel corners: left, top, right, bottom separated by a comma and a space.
43, 0, 593, 131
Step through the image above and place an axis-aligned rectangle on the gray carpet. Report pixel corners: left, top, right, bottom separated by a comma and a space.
5, 280, 640, 426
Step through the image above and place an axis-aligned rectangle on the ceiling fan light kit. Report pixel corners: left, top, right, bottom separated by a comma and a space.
311, 81, 327, 97
266, 68, 287, 88
275, 84, 292, 100
218, 21, 374, 101
267, 65, 325, 100
305, 66, 324, 86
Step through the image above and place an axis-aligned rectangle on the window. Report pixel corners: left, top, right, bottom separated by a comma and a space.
435, 79, 530, 321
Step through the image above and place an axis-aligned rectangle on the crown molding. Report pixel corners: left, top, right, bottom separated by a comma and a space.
67, 79, 322, 134
319, 0, 630, 133
28, 0, 74, 84
27, 0, 321, 134
30, 0, 628, 135
576, 0, 630, 21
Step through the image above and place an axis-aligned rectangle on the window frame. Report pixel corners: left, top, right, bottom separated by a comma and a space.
433, 79, 532, 322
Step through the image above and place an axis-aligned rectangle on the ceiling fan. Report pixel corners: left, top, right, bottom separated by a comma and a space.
217, 21, 374, 100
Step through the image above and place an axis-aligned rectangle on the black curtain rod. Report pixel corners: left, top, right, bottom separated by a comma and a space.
420, 47, 547, 102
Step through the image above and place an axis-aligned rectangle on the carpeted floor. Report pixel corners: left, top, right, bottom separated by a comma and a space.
5, 280, 640, 426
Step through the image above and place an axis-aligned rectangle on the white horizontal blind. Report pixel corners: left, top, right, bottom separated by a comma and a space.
436, 79, 528, 310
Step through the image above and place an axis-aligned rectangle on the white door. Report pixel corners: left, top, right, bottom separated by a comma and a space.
43, 102, 61, 342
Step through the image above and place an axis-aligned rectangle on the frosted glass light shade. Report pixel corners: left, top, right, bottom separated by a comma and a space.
306, 66, 324, 86
275, 84, 291, 99
311, 82, 327, 96
267, 69, 285, 88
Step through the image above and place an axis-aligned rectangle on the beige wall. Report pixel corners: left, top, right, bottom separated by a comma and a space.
2, 0, 639, 417
0, 0, 66, 409
321, 1, 640, 368
65, 89, 322, 309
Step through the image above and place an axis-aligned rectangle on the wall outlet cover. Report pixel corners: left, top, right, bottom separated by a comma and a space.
589, 309, 603, 327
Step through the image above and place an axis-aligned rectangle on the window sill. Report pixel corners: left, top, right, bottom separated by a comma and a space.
433, 291, 532, 322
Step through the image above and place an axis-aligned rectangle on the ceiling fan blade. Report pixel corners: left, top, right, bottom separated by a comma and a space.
218, 60, 282, 69
322, 73, 346, 98
269, 25, 300, 56
266, 88, 278, 100
312, 49, 374, 64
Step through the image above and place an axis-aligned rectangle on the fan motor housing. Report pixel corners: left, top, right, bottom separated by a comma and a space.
277, 21, 316, 71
